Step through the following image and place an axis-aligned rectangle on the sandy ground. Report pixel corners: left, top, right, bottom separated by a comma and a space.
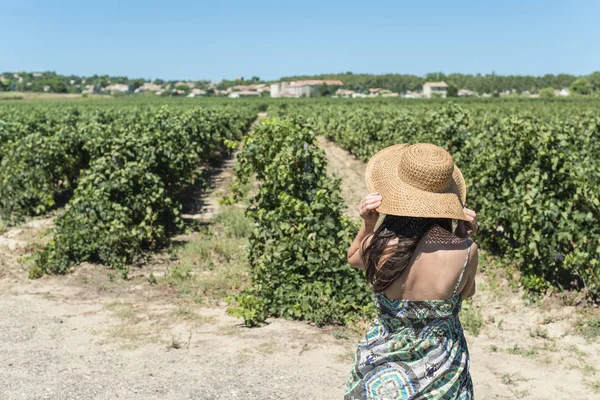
0, 127, 599, 400
0, 283, 351, 400
316, 136, 367, 221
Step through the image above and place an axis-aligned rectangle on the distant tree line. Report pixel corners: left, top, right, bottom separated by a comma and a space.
215, 76, 262, 90
2, 70, 600, 97
280, 71, 600, 96
0, 71, 140, 93
0, 71, 215, 95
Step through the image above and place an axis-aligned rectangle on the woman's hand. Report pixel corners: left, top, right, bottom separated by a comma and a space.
359, 193, 382, 228
455, 207, 478, 238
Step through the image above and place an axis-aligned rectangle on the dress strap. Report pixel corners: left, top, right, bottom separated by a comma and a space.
452, 239, 472, 296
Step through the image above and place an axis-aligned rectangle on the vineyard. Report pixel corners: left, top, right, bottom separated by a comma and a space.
1, 97, 600, 398
1, 97, 599, 313
269, 99, 600, 299
0, 101, 257, 277
224, 117, 373, 326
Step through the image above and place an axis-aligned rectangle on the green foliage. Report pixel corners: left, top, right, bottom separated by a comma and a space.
174, 84, 191, 94
460, 301, 483, 336
0, 93, 23, 100
0, 102, 256, 274
215, 207, 252, 238
0, 106, 92, 222
276, 100, 600, 298
315, 83, 341, 97
227, 293, 268, 327
34, 106, 254, 274
446, 83, 458, 97
462, 111, 600, 297
170, 264, 194, 282
35, 159, 173, 272
0, 130, 87, 223
539, 87, 555, 98
226, 117, 374, 326
216, 77, 267, 90
49, 79, 68, 93
570, 78, 593, 95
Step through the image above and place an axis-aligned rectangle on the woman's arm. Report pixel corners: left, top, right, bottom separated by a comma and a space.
347, 193, 382, 269
455, 208, 479, 298
459, 242, 479, 299
347, 221, 376, 269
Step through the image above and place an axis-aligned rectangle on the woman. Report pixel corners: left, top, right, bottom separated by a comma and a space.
344, 143, 479, 400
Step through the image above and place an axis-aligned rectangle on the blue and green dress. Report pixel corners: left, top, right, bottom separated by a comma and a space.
344, 244, 473, 399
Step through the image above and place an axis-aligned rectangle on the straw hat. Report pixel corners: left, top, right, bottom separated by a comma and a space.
365, 143, 467, 221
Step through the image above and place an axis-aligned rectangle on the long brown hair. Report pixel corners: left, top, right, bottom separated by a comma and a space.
361, 215, 452, 293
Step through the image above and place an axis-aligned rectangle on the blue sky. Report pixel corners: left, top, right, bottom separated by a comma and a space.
2, 1, 598, 81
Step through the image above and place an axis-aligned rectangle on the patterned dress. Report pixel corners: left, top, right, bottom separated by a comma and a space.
344, 243, 473, 400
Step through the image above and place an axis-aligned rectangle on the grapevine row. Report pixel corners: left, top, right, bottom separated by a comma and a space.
274, 101, 600, 298
226, 117, 374, 326
0, 103, 256, 276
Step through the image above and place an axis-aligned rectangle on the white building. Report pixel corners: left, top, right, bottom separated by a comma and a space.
82, 85, 95, 94
136, 82, 162, 93
104, 84, 129, 93
336, 88, 355, 97
229, 90, 260, 98
184, 88, 206, 98
423, 81, 448, 98
402, 91, 425, 99
458, 89, 475, 97
191, 88, 207, 96
271, 80, 344, 98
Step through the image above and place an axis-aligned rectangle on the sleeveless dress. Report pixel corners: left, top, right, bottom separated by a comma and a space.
344, 242, 473, 400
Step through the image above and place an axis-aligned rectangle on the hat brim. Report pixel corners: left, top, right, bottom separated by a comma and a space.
365, 144, 467, 221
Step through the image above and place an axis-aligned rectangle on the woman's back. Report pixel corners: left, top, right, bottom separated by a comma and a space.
383, 225, 477, 302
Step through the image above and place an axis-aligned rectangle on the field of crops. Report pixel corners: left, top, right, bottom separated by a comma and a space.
2, 97, 600, 399
1, 97, 599, 325
271, 99, 600, 299
0, 100, 257, 277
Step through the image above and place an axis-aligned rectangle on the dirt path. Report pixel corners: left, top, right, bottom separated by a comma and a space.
317, 136, 367, 219
316, 136, 600, 399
